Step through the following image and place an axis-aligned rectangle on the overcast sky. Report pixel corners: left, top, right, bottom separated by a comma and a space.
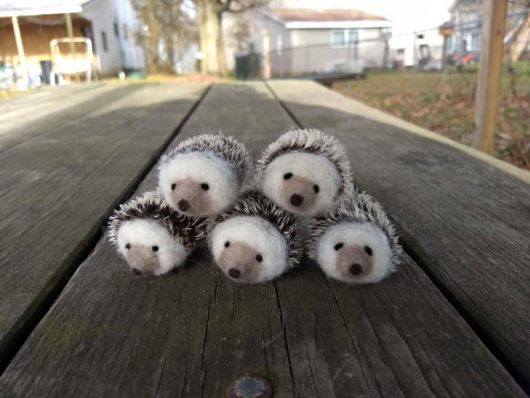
275, 0, 455, 34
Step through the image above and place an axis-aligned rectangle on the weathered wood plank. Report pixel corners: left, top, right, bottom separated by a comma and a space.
0, 84, 104, 114
0, 83, 298, 397
0, 83, 208, 372
267, 79, 530, 389
0, 82, 525, 397
0, 84, 138, 152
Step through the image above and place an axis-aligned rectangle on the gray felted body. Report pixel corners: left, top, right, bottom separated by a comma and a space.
255, 129, 356, 217
209, 190, 302, 283
308, 192, 401, 284
108, 190, 209, 275
158, 133, 251, 217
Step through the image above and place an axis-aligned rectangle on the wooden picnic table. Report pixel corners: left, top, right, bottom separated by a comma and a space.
0, 81, 528, 397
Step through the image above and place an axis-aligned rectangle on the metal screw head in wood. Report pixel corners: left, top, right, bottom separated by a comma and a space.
226, 375, 272, 398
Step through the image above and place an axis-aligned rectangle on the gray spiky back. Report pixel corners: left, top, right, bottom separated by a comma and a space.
160, 133, 251, 184
211, 190, 303, 268
107, 190, 209, 250
254, 129, 356, 203
308, 192, 401, 265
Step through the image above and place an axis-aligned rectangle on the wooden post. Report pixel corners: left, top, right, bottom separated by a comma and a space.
11, 16, 27, 72
441, 36, 448, 70
262, 30, 271, 79
439, 22, 455, 72
65, 13, 77, 81
473, 0, 508, 154
65, 13, 75, 53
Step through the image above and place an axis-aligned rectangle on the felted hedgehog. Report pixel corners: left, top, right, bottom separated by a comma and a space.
108, 190, 208, 275
209, 190, 302, 284
158, 133, 251, 217
255, 129, 355, 217
308, 192, 401, 284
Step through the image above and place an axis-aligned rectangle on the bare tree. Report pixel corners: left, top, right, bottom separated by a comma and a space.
195, 0, 269, 75
132, 0, 196, 73
230, 16, 251, 53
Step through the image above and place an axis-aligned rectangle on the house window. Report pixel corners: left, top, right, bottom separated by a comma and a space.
101, 31, 108, 52
331, 29, 359, 47
113, 22, 119, 38
347, 29, 359, 45
332, 30, 346, 47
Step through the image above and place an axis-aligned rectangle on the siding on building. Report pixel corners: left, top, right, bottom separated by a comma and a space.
81, 0, 144, 76
224, 9, 390, 76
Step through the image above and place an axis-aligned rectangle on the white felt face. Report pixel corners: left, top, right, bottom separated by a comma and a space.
158, 152, 239, 217
316, 222, 394, 284
261, 152, 341, 217
210, 216, 288, 283
116, 219, 189, 276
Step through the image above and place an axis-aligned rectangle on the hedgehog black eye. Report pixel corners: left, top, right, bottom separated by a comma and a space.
125, 243, 131, 249
364, 246, 373, 256
171, 183, 176, 191
283, 172, 293, 180
313, 185, 320, 193
334, 242, 344, 251
224, 241, 230, 248
256, 254, 263, 262
152, 245, 159, 252
201, 183, 209, 191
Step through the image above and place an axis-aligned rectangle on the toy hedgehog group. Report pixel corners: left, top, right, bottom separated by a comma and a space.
108, 129, 401, 284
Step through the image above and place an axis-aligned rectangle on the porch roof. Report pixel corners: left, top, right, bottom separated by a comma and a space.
0, 0, 90, 18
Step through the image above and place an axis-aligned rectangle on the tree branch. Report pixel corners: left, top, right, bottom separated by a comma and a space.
219, 0, 269, 15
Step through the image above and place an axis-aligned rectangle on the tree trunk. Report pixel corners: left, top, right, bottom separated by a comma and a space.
197, 0, 227, 75
204, 2, 220, 74
216, 12, 227, 76
197, 0, 209, 74
146, 34, 159, 73
165, 33, 175, 72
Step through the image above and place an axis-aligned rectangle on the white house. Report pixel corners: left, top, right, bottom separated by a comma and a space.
0, 0, 145, 82
80, 0, 145, 75
224, 7, 392, 76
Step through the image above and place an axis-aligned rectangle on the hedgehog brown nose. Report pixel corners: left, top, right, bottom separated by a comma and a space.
178, 199, 190, 211
290, 193, 304, 207
228, 268, 241, 279
337, 244, 372, 279
349, 263, 363, 275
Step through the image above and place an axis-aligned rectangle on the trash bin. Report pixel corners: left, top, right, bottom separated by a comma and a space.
235, 53, 261, 80
235, 55, 248, 80
40, 60, 52, 85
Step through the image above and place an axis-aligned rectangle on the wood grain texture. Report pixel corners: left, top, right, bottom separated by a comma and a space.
0, 83, 525, 397
0, 83, 298, 397
0, 84, 104, 124
0, 84, 136, 152
267, 79, 530, 389
0, 83, 208, 371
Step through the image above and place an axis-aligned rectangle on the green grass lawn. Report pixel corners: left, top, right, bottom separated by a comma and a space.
332, 69, 530, 170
